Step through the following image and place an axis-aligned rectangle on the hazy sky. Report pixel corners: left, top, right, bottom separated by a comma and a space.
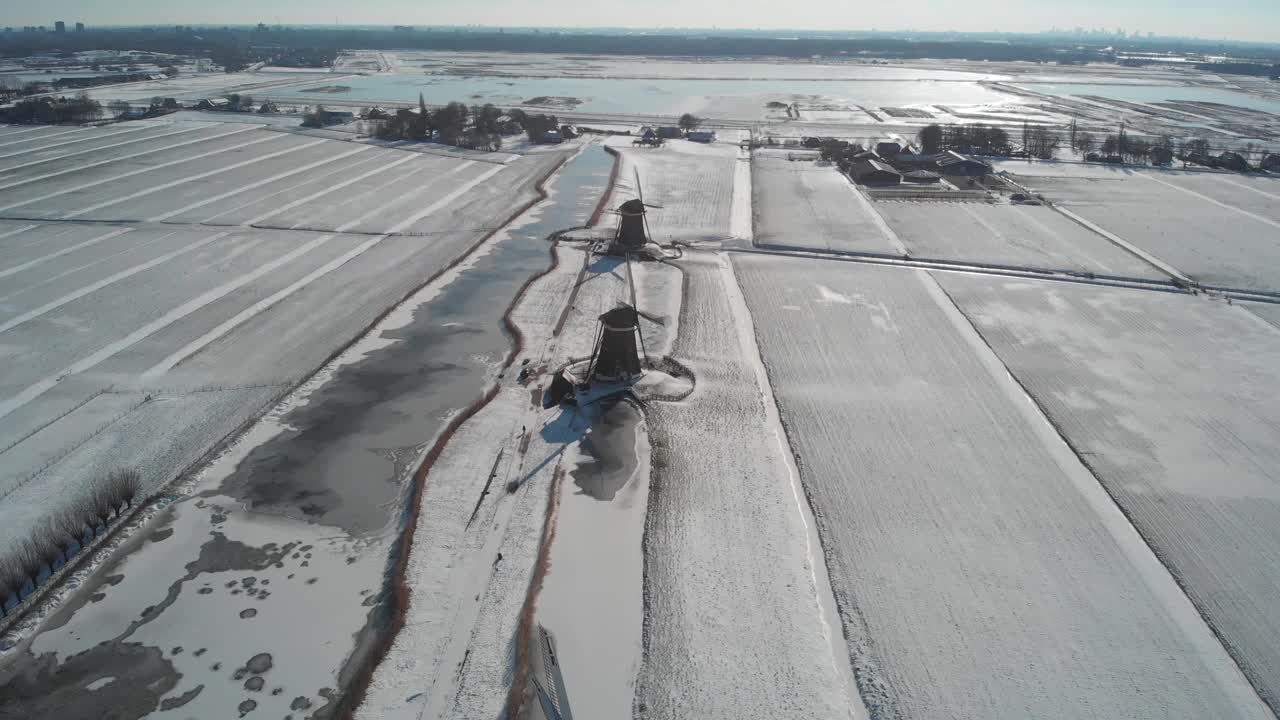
9, 0, 1280, 43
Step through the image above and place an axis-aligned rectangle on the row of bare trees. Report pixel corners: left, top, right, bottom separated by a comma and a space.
1, 469, 141, 617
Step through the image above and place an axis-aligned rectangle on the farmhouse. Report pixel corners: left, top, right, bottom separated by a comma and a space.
687, 130, 717, 143
937, 150, 991, 176
852, 158, 903, 186
657, 126, 683, 139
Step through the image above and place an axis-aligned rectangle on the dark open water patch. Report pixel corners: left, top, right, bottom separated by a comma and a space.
210, 145, 617, 537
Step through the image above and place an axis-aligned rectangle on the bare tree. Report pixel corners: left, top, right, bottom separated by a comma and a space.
1074, 132, 1096, 156
108, 100, 130, 118
678, 113, 701, 131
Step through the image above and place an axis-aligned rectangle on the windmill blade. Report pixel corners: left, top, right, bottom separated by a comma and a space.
634, 167, 644, 205
643, 201, 664, 209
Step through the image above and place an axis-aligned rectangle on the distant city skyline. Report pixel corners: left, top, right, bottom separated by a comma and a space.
7, 0, 1279, 44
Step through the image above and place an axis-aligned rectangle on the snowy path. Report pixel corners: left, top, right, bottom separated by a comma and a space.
733, 254, 1269, 719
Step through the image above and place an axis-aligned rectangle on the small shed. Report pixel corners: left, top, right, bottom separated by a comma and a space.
937, 150, 991, 176
657, 126, 682, 139
325, 111, 355, 125
687, 130, 717, 143
852, 158, 903, 186
537, 129, 564, 145
196, 98, 230, 111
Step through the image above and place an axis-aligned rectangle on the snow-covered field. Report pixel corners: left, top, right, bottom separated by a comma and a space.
937, 272, 1280, 712
875, 200, 1168, 277
752, 151, 901, 254
604, 138, 739, 244
0, 119, 568, 552
732, 253, 1268, 719
635, 253, 862, 719
1008, 167, 1280, 292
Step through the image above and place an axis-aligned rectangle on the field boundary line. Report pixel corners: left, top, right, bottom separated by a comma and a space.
1050, 205, 1194, 284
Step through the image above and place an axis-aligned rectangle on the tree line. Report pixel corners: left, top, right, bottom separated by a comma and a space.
345, 95, 566, 152
0, 93, 103, 124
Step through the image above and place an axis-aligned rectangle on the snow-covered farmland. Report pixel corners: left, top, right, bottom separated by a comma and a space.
1009, 167, 1280, 292
635, 254, 860, 719
604, 138, 739, 244
875, 200, 1169, 277
937, 272, 1280, 712
0, 119, 570, 553
752, 150, 902, 254
732, 254, 1268, 719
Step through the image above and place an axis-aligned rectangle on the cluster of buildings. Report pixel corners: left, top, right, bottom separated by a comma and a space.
634, 126, 717, 146
838, 139, 992, 187
6, 22, 85, 34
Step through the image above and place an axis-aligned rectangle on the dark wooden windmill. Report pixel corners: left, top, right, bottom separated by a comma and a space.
604, 168, 661, 255
587, 304, 644, 382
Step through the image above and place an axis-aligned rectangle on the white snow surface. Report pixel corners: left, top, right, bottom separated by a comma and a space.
604, 137, 739, 244
937, 271, 1280, 713
635, 253, 863, 719
1009, 168, 1280, 292
732, 253, 1269, 719
0, 121, 568, 552
752, 150, 901, 254
875, 199, 1168, 277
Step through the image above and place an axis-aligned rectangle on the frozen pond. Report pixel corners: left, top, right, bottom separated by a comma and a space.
1018, 82, 1280, 116
282, 75, 1020, 115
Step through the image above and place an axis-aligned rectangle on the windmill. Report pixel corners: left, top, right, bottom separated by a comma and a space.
602, 168, 662, 256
